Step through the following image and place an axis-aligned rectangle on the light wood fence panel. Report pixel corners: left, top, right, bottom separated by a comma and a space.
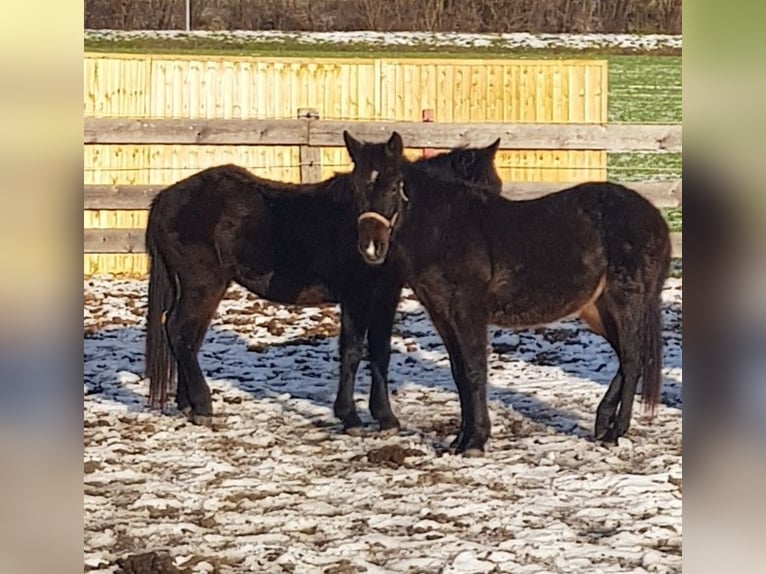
84, 54, 608, 276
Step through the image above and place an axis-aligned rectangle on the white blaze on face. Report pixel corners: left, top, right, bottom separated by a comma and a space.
369, 170, 379, 184
365, 241, 376, 258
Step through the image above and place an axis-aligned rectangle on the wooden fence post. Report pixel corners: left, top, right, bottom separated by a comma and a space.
421, 109, 436, 158
297, 107, 321, 183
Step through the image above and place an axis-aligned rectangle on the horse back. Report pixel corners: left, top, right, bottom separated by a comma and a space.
147, 165, 273, 260
479, 181, 670, 325
552, 181, 671, 273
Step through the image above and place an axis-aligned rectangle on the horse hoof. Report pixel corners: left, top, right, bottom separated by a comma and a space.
378, 425, 400, 437
452, 431, 488, 456
595, 427, 620, 445
339, 411, 364, 432
378, 417, 401, 435
190, 414, 214, 427
448, 433, 464, 452
344, 425, 367, 437
462, 447, 485, 458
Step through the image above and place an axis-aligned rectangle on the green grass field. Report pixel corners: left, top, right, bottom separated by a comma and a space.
606, 54, 681, 232
85, 36, 682, 231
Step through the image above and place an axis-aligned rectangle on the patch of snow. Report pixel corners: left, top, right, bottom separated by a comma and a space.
85, 29, 682, 52
446, 550, 496, 573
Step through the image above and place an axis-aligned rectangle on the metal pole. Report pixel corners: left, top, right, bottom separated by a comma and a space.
185, 0, 191, 31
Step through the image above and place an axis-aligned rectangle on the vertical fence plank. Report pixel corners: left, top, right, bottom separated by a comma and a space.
421, 109, 436, 158
297, 108, 321, 183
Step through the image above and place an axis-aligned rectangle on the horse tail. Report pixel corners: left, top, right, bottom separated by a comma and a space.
642, 238, 670, 415
641, 291, 663, 415
144, 201, 177, 410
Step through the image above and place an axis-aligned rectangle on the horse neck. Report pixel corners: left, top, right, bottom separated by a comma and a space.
397, 173, 456, 232
407, 171, 508, 238
409, 150, 499, 189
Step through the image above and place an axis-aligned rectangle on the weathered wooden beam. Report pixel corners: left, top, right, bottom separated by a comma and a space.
84, 180, 682, 210
500, 180, 682, 208
84, 118, 309, 145
84, 229, 146, 253
309, 121, 682, 152
83, 118, 682, 152
84, 185, 162, 210
84, 229, 683, 258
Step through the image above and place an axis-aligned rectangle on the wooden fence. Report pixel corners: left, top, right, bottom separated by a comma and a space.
85, 54, 616, 275
84, 117, 682, 273
84, 54, 610, 186
84, 54, 608, 122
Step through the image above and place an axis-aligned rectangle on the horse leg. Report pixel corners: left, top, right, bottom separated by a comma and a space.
333, 299, 369, 433
174, 321, 204, 414
426, 298, 490, 455
593, 290, 645, 443
412, 291, 468, 447
611, 285, 667, 441
583, 296, 624, 441
165, 281, 227, 424
366, 282, 403, 433
175, 294, 226, 415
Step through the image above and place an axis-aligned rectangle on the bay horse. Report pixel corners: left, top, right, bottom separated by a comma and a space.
144, 136, 502, 433
347, 130, 672, 455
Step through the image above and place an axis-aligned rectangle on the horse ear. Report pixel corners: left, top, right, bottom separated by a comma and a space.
385, 131, 404, 158
485, 138, 501, 157
343, 130, 363, 164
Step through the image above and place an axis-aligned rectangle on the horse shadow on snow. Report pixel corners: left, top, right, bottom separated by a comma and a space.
83, 294, 682, 445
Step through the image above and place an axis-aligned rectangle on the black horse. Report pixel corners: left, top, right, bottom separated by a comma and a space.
144, 136, 502, 433
348, 130, 672, 455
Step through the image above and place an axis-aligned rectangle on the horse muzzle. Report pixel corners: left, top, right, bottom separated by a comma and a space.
358, 238, 389, 265
357, 212, 394, 265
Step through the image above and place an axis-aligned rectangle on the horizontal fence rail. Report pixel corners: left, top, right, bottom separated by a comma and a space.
84, 180, 682, 210
84, 118, 682, 152
82, 228, 683, 258
84, 116, 682, 261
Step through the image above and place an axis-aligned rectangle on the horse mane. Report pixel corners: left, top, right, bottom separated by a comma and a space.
406, 144, 502, 192
200, 141, 500, 205
407, 146, 474, 172
402, 160, 500, 200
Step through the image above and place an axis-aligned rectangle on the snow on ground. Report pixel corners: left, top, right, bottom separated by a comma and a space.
84, 278, 682, 573
85, 29, 682, 52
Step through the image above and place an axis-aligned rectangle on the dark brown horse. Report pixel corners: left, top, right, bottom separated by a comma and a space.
144, 136, 502, 433
347, 130, 671, 455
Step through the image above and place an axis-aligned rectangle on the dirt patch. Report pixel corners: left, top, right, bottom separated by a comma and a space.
532, 350, 563, 366
425, 417, 461, 437
366, 445, 425, 468
491, 342, 519, 355
323, 560, 360, 574
541, 328, 578, 343
264, 318, 286, 336
247, 332, 335, 352
146, 506, 183, 521
114, 551, 187, 574
668, 475, 682, 491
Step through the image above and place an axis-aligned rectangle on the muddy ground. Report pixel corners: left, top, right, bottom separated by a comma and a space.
84, 279, 682, 573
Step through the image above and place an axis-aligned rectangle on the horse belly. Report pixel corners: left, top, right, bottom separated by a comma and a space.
488, 270, 606, 330
265, 274, 337, 305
